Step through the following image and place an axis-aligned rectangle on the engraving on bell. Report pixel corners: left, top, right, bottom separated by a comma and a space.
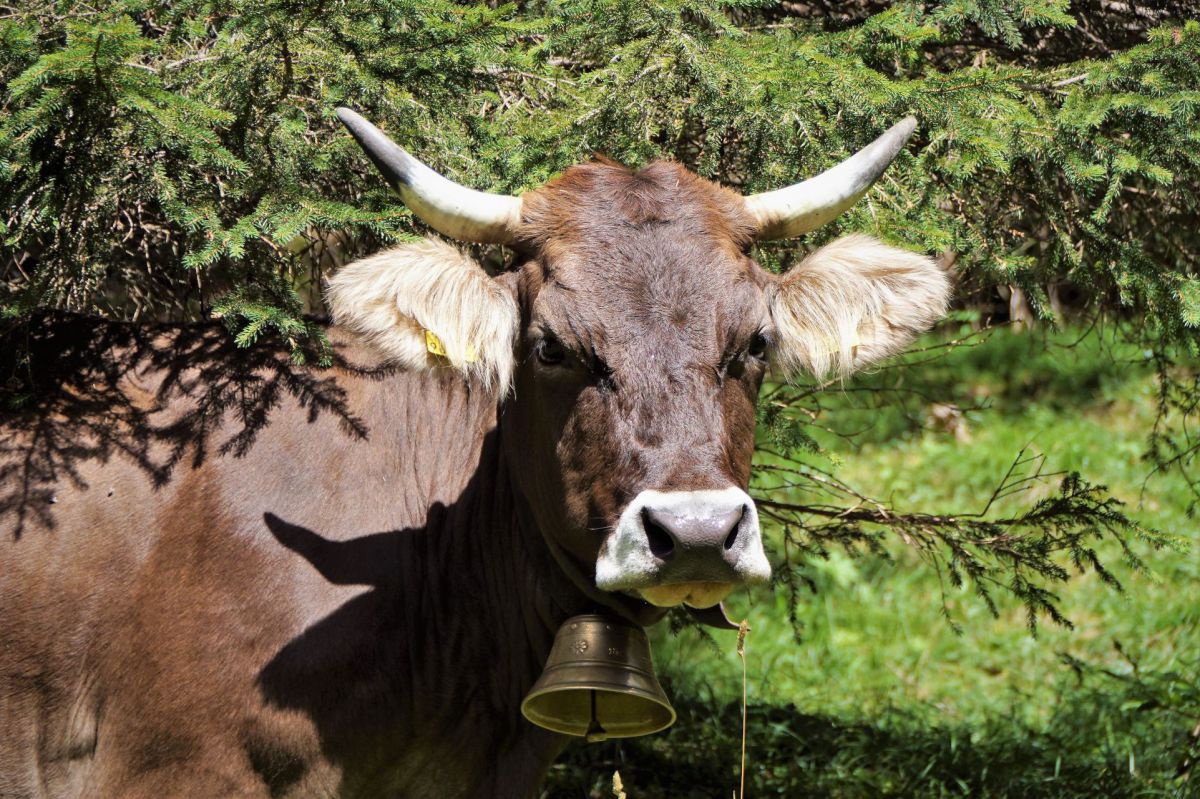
521, 613, 676, 740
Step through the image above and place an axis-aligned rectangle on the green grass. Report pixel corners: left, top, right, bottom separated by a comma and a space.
547, 325, 1200, 797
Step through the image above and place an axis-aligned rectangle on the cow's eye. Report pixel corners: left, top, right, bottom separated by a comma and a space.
536, 335, 566, 366
748, 331, 769, 360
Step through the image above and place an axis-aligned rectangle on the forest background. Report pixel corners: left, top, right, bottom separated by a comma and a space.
2, 0, 1199, 795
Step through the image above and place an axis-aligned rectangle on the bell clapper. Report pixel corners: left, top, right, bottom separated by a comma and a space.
585, 689, 607, 742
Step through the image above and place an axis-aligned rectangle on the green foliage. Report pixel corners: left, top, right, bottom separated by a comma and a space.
211, 272, 330, 364
3, 1, 1197, 337
752, 322, 1192, 634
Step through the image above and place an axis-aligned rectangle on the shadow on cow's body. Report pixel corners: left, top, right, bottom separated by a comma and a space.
0, 316, 590, 798
0, 314, 367, 539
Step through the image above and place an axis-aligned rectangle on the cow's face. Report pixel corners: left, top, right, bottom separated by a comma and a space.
502, 163, 771, 608
328, 110, 950, 610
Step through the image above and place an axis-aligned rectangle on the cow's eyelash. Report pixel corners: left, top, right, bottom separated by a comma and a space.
576, 339, 611, 380
589, 351, 614, 384
533, 329, 611, 381
722, 329, 772, 364
747, 329, 772, 358
534, 335, 567, 365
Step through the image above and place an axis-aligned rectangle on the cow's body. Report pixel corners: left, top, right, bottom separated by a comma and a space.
1, 112, 951, 797
0, 319, 580, 798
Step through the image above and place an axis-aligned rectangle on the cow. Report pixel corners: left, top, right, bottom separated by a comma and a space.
0, 108, 950, 798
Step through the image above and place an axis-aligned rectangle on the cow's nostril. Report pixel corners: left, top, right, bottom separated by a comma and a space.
724, 505, 746, 550
641, 507, 676, 559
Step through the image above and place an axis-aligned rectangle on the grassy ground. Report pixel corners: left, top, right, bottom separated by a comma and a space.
546, 324, 1200, 797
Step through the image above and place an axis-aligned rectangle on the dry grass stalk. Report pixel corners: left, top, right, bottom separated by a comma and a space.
737, 619, 750, 799
612, 770, 627, 799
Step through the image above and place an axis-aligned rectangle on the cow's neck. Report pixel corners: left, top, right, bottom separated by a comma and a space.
350, 363, 663, 692
341, 367, 587, 746
301, 355, 665, 788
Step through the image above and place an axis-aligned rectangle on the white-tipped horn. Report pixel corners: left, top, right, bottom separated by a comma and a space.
745, 117, 918, 240
336, 108, 522, 245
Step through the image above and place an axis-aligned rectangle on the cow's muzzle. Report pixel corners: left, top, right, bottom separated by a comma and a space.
594, 487, 771, 605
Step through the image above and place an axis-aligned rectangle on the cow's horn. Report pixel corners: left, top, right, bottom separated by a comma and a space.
336, 108, 521, 245
744, 117, 918, 240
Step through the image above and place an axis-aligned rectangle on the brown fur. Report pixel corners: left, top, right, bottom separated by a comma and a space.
0, 158, 947, 798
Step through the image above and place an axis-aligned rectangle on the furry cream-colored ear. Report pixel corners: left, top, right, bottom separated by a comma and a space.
768, 234, 951, 379
325, 237, 518, 391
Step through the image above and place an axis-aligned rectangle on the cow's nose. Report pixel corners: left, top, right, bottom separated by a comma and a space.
594, 487, 771, 592
640, 503, 746, 560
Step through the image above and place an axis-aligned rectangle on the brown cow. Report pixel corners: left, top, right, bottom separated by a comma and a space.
0, 109, 949, 798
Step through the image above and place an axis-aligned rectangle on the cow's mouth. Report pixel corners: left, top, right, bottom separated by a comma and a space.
637, 581, 733, 609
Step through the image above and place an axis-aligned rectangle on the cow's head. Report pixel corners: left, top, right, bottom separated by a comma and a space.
328, 110, 950, 613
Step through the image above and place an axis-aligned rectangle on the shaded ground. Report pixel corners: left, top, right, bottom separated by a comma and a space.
547, 672, 1199, 797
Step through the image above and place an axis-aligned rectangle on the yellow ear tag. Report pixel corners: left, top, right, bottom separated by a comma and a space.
424, 329, 478, 363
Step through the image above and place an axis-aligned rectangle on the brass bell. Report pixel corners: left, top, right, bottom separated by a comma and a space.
521, 613, 675, 742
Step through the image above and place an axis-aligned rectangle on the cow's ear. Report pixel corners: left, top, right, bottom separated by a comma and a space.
326, 237, 518, 391
767, 234, 950, 380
